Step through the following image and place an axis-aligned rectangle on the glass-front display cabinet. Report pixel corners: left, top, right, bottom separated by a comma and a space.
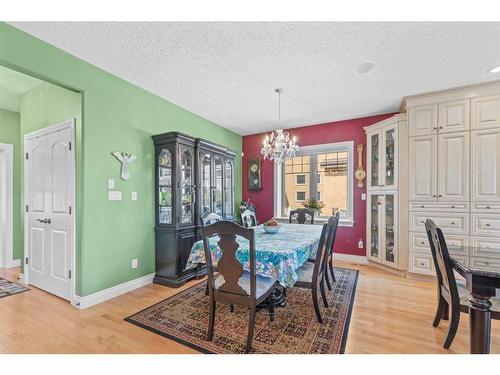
364, 114, 404, 270
366, 193, 398, 267
152, 132, 236, 287
367, 122, 398, 191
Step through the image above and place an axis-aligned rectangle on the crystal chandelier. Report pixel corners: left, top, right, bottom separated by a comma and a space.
261, 89, 299, 164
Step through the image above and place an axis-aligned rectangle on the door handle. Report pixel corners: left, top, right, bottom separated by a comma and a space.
36, 218, 51, 224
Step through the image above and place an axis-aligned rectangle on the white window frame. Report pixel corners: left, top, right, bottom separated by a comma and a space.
274, 141, 354, 227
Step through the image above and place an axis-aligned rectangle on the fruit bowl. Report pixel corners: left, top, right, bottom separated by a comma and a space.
263, 219, 280, 234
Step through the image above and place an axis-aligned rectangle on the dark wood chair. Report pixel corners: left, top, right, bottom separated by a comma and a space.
241, 209, 257, 228
202, 221, 277, 353
201, 212, 222, 225
323, 211, 340, 290
425, 219, 500, 349
294, 215, 337, 323
289, 208, 315, 224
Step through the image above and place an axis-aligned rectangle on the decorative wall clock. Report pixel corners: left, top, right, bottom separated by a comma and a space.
354, 144, 366, 188
247, 158, 262, 191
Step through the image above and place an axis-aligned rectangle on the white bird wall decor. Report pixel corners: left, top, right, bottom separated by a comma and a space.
112, 151, 138, 181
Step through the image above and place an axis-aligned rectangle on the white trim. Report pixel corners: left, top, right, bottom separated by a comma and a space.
0, 143, 14, 269
332, 253, 368, 264
273, 140, 354, 224
23, 119, 76, 305
19, 273, 25, 284
72, 273, 155, 310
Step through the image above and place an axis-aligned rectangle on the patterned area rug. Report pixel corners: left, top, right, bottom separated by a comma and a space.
126, 267, 358, 354
0, 277, 29, 298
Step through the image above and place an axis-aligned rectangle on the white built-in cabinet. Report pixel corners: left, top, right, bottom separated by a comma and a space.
404, 85, 500, 276
365, 114, 406, 270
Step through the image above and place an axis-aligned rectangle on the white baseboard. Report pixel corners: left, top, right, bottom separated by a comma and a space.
19, 273, 25, 284
6, 259, 21, 268
333, 252, 368, 264
72, 273, 155, 310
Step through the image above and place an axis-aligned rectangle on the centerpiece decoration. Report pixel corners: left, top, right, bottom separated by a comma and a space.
302, 199, 326, 214
263, 219, 280, 234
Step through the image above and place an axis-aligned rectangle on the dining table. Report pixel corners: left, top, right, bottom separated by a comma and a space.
451, 248, 500, 354
185, 223, 324, 306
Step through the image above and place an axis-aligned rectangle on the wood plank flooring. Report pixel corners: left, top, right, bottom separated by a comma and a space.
1, 262, 498, 354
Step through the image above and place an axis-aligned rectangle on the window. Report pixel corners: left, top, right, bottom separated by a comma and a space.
296, 191, 306, 201
275, 141, 354, 225
296, 174, 306, 185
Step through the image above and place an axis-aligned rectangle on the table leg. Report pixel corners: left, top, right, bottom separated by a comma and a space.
469, 293, 492, 354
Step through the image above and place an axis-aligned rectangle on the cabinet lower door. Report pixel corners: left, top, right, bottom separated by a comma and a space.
382, 194, 397, 267
367, 194, 382, 262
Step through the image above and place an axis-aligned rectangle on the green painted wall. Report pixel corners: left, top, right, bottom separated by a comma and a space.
0, 23, 242, 296
0, 108, 22, 261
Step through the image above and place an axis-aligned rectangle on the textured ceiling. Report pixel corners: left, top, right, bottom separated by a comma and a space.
0, 65, 42, 112
9, 22, 500, 135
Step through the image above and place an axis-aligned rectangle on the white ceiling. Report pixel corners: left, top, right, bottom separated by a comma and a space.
0, 64, 42, 112
9, 22, 500, 135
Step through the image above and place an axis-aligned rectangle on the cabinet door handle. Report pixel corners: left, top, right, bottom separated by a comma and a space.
433, 127, 437, 130
438, 194, 443, 198
451, 205, 456, 208
450, 222, 456, 225
486, 223, 491, 227
439, 126, 443, 129
420, 205, 425, 208
486, 206, 491, 209
432, 195, 437, 198
420, 241, 425, 245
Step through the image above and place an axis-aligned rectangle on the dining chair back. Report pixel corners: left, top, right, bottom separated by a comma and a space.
202, 220, 277, 352
323, 211, 340, 290
201, 212, 222, 226
425, 219, 462, 348
289, 208, 315, 224
241, 209, 257, 228
294, 215, 337, 323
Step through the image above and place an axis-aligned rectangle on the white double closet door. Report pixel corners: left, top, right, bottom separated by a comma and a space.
25, 120, 74, 301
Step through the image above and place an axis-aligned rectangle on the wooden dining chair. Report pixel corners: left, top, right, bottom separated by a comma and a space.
425, 219, 500, 349
289, 208, 315, 224
202, 221, 278, 353
323, 211, 340, 290
294, 215, 337, 323
201, 212, 222, 225
241, 209, 257, 228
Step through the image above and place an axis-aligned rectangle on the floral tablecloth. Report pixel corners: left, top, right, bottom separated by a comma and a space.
185, 223, 323, 287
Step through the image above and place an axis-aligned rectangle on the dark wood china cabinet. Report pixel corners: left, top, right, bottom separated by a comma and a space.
152, 132, 236, 287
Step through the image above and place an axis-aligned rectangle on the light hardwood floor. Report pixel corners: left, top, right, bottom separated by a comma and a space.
0, 262, 498, 354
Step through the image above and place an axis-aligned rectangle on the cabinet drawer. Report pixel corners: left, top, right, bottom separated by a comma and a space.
471, 237, 500, 256
409, 212, 469, 235
472, 202, 500, 213
409, 201, 469, 212
471, 256, 500, 273
409, 252, 435, 275
409, 232, 468, 254
472, 214, 500, 236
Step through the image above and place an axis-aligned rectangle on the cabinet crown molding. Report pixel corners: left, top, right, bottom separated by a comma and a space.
364, 113, 406, 133
400, 80, 500, 112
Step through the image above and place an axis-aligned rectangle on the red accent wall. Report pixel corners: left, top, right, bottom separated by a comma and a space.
242, 113, 396, 256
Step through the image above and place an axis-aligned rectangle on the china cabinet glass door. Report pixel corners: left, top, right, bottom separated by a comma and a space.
201, 154, 212, 215
158, 148, 172, 224
180, 149, 194, 224
369, 194, 380, 260
383, 127, 397, 189
214, 157, 223, 216
224, 160, 233, 219
370, 132, 381, 189
383, 194, 396, 265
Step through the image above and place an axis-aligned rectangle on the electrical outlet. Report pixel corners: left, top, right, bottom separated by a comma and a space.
358, 239, 364, 249
132, 192, 137, 201
108, 179, 115, 189
131, 259, 138, 269
361, 193, 366, 201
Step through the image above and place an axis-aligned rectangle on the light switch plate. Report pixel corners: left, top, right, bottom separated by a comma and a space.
132, 192, 137, 201
108, 179, 115, 189
131, 259, 138, 269
108, 191, 122, 201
